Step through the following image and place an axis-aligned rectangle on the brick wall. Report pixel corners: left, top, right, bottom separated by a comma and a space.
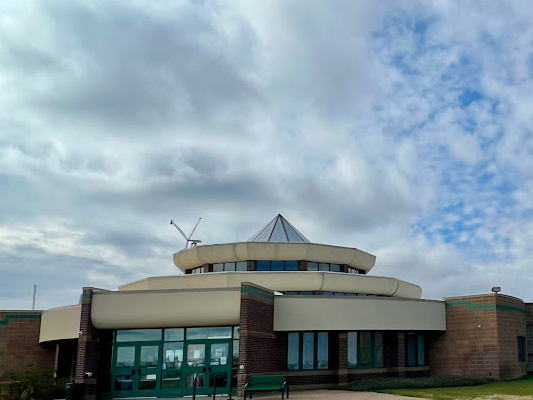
428, 294, 527, 380
238, 282, 284, 396
526, 303, 533, 372
0, 311, 55, 378
496, 295, 527, 379
75, 288, 103, 400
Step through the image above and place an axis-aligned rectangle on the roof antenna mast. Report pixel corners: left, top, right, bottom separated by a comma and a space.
170, 218, 202, 249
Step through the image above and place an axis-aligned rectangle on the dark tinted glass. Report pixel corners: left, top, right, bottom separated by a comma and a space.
256, 261, 270, 271
225, 262, 236, 272
213, 263, 224, 272
285, 261, 299, 271
330, 264, 340, 272
319, 263, 329, 271
271, 261, 284, 271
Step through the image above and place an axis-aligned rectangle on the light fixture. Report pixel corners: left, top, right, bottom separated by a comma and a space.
492, 286, 501, 294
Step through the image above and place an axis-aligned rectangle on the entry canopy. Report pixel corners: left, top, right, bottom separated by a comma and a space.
249, 214, 310, 243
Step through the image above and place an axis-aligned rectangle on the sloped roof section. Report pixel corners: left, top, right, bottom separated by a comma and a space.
249, 214, 310, 243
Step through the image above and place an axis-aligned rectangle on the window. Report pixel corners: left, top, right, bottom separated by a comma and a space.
302, 333, 315, 369
287, 333, 300, 370
518, 336, 526, 362
286, 332, 329, 370
256, 261, 299, 271
116, 329, 162, 342
406, 333, 425, 366
186, 327, 232, 340
283, 291, 314, 295
213, 262, 247, 272
347, 267, 362, 274
347, 331, 385, 368
189, 266, 204, 274
307, 262, 343, 272
347, 332, 358, 368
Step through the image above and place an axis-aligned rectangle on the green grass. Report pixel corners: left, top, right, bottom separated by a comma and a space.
382, 374, 533, 399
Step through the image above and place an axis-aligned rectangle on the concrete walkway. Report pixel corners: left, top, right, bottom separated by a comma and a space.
255, 389, 429, 400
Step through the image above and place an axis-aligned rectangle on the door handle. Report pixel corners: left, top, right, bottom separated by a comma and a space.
208, 366, 212, 372
202, 367, 206, 373
132, 369, 135, 375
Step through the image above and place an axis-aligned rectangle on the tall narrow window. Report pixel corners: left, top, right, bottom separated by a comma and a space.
287, 333, 300, 370
417, 334, 425, 366
374, 332, 384, 367
347, 332, 358, 368
302, 332, 315, 370
407, 333, 417, 366
317, 332, 329, 369
359, 332, 372, 366
518, 336, 526, 362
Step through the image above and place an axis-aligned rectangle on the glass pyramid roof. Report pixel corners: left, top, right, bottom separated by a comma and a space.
248, 214, 310, 243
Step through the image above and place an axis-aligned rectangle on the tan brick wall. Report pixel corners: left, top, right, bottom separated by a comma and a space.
0, 311, 55, 378
428, 294, 527, 380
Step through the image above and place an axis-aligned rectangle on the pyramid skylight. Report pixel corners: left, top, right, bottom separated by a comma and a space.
248, 214, 310, 243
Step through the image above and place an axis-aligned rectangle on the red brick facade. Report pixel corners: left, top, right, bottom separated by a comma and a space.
0, 311, 55, 378
428, 294, 527, 380
75, 288, 104, 400
238, 283, 285, 396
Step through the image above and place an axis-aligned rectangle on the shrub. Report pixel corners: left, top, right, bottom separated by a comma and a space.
345, 375, 489, 391
0, 367, 69, 400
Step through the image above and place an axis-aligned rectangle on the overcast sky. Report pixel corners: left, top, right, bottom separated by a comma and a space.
2, 0, 533, 309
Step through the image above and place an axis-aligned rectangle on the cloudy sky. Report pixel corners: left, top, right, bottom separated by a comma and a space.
2, 0, 533, 309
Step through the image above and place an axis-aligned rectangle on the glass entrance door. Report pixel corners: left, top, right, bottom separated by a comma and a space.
183, 340, 232, 396
111, 342, 161, 397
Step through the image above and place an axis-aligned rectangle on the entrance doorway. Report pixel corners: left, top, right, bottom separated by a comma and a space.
112, 342, 161, 397
182, 340, 232, 396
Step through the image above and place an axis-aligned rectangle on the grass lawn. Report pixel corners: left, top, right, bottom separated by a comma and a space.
382, 374, 533, 400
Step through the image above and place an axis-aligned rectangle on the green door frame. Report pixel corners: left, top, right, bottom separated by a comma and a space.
111, 342, 162, 398
182, 339, 233, 396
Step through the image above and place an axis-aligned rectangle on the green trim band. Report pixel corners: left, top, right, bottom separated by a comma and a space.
0, 314, 41, 325
446, 300, 525, 313
241, 286, 274, 301
82, 292, 93, 300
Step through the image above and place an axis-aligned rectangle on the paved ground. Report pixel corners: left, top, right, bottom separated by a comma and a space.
254, 389, 429, 400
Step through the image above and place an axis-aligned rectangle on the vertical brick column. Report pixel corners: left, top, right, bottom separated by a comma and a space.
495, 295, 527, 379
238, 283, 284, 397
337, 332, 348, 385
397, 333, 406, 376
75, 288, 102, 400
526, 303, 533, 372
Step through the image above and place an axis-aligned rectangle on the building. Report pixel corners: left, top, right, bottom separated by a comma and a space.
0, 214, 531, 400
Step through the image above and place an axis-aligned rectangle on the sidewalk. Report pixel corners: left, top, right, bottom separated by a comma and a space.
254, 389, 429, 400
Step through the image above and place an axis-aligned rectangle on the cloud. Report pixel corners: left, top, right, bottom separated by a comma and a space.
2, 0, 533, 308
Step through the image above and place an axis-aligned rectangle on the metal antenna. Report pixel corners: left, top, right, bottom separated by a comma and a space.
32, 284, 37, 310
170, 218, 202, 249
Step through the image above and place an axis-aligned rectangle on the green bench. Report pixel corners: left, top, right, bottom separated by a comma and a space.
244, 375, 289, 400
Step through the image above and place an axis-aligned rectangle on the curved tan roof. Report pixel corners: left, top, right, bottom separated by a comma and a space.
119, 271, 422, 299
173, 242, 376, 272
39, 305, 81, 343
